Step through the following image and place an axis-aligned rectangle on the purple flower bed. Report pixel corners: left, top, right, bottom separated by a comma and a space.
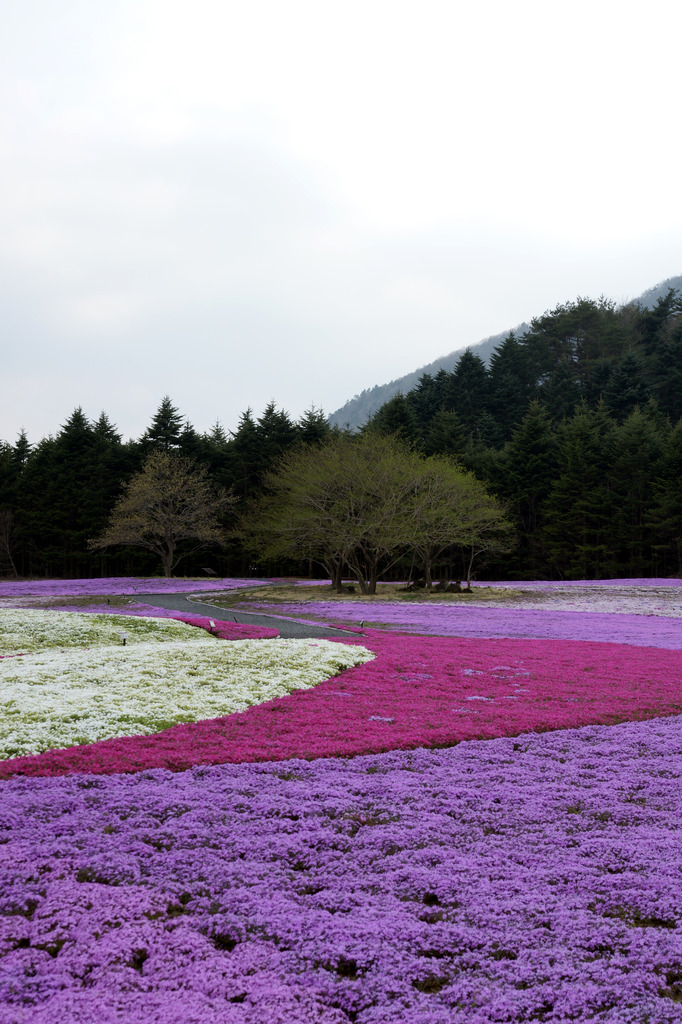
296, 578, 682, 588
483, 578, 682, 588
245, 602, 682, 649
0, 578, 269, 598
1, 716, 682, 1023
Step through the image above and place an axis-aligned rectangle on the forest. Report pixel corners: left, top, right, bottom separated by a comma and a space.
1, 288, 681, 581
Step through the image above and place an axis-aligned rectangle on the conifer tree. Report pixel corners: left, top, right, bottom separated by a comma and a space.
605, 352, 650, 422
541, 361, 582, 423
297, 407, 332, 446
366, 393, 418, 443
141, 396, 184, 450
609, 406, 666, 574
544, 403, 616, 577
423, 408, 466, 457
447, 349, 490, 432
498, 401, 557, 577
257, 402, 298, 469
229, 409, 265, 498
488, 332, 534, 440
647, 418, 682, 574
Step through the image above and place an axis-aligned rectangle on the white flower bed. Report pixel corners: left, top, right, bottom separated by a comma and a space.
0, 608, 212, 656
0, 637, 372, 759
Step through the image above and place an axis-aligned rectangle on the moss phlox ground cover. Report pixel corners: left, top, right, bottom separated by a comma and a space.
0, 609, 370, 761
4, 629, 682, 778
2, 717, 682, 1023
242, 599, 682, 648
2, 578, 682, 1022
0, 608, 217, 656
0, 577, 269, 598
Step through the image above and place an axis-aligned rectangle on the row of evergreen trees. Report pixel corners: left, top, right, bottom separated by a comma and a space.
364, 291, 682, 579
367, 291, 682, 449
1, 290, 681, 580
0, 400, 333, 579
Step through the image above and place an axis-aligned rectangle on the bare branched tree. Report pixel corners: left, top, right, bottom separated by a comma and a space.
89, 450, 235, 577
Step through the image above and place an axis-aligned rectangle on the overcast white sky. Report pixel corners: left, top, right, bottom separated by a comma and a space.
1, 0, 680, 443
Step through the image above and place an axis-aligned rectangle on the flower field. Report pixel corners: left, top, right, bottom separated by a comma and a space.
0, 577, 268, 599
0, 610, 370, 761
4, 629, 682, 780
1, 579, 682, 1022
0, 608, 218, 656
236, 598, 682, 648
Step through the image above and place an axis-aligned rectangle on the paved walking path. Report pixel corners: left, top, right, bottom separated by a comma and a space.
142, 593, 353, 640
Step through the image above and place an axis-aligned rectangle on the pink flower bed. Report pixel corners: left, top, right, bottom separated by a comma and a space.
4, 630, 682, 780
244, 601, 682, 648
150, 612, 277, 642
0, 577, 269, 598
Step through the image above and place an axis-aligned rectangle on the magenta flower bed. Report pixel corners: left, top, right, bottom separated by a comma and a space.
149, 612, 277, 642
2, 715, 682, 1023
247, 601, 682, 648
0, 577, 269, 598
4, 630, 682, 780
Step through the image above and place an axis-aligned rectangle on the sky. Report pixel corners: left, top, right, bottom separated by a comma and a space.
1, 0, 681, 444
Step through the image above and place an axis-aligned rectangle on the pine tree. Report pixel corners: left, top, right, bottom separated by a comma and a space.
228, 409, 265, 498
647, 418, 682, 574
544, 403, 617, 577
604, 352, 650, 422
257, 402, 298, 469
366, 393, 418, 443
648, 312, 682, 421
609, 406, 666, 574
541, 360, 581, 424
499, 401, 557, 577
297, 407, 332, 446
408, 373, 439, 439
488, 332, 534, 441
447, 350, 490, 433
423, 408, 466, 457
141, 396, 184, 450
13, 429, 32, 469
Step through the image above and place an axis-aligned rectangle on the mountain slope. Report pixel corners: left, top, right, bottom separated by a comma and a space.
328, 275, 682, 430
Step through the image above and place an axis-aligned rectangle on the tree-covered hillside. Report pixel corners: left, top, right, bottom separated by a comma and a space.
329, 275, 682, 430
365, 289, 682, 579
1, 283, 681, 582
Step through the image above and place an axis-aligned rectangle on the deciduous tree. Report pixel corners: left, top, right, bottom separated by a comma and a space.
89, 450, 234, 577
244, 433, 509, 593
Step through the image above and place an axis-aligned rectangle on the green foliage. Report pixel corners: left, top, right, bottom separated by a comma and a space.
2, 282, 682, 581
141, 396, 184, 451
243, 434, 509, 593
89, 450, 234, 577
544, 403, 616, 578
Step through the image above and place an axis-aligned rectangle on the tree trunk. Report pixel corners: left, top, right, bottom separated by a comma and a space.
348, 555, 369, 594
324, 557, 344, 593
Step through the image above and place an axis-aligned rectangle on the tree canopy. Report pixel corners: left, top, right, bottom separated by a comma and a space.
89, 450, 234, 577
2, 285, 682, 582
243, 433, 510, 593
